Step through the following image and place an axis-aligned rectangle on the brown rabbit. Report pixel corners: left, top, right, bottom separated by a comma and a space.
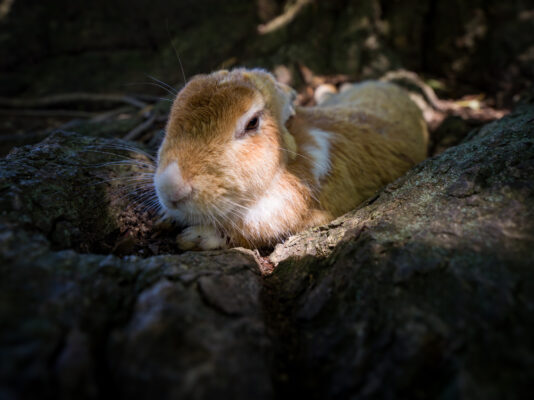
154, 68, 428, 250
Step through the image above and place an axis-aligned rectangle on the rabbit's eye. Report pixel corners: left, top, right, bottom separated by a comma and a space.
245, 116, 259, 131
236, 111, 262, 139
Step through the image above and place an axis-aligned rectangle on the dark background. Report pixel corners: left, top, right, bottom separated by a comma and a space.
1, 0, 532, 101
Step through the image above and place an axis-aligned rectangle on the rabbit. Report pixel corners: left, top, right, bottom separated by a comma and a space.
154, 68, 428, 250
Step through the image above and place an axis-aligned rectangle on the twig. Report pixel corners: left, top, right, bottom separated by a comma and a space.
123, 113, 157, 141
0, 109, 98, 118
90, 106, 134, 122
258, 0, 313, 34
131, 94, 171, 103
0, 93, 148, 109
380, 69, 446, 111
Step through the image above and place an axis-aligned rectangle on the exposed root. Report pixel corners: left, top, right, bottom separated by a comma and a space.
258, 0, 313, 34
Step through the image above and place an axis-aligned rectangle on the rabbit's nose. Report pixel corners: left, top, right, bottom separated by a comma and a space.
168, 183, 192, 208
155, 161, 193, 209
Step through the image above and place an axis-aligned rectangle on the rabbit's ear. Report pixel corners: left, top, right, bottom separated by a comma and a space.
214, 69, 229, 78
242, 69, 296, 124
281, 125, 298, 162
269, 79, 297, 161
240, 69, 298, 161
274, 81, 297, 124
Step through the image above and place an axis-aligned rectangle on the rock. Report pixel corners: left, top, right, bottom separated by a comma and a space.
0, 223, 272, 399
1, 105, 534, 399
0, 131, 179, 256
109, 250, 272, 400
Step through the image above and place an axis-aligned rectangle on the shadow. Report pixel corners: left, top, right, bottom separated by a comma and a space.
260, 223, 534, 399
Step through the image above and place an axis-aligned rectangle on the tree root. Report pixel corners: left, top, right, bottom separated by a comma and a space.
0, 93, 149, 109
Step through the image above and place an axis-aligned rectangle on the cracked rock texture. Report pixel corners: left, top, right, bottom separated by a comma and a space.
1, 105, 534, 399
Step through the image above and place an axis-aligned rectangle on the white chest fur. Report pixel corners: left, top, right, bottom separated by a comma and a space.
243, 174, 299, 238
241, 129, 332, 240
301, 128, 332, 184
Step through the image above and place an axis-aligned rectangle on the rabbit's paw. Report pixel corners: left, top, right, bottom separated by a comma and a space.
177, 225, 227, 251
